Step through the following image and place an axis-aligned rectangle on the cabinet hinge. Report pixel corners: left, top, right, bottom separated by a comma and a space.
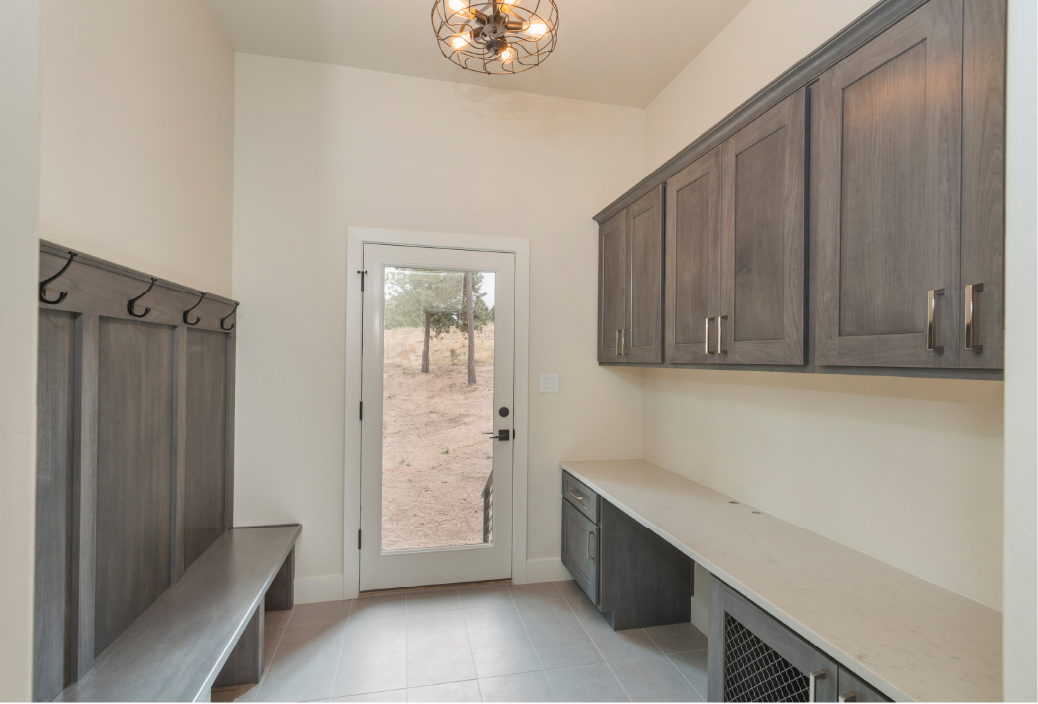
358, 529, 362, 550
359, 401, 363, 421
357, 270, 367, 292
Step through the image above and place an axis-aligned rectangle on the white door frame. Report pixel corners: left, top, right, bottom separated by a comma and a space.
344, 227, 530, 598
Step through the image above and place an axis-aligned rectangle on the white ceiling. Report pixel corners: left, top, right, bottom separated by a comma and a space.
206, 0, 750, 109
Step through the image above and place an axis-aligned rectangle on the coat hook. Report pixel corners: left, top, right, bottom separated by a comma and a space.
127, 278, 157, 318
220, 302, 239, 331
40, 251, 78, 305
183, 292, 206, 326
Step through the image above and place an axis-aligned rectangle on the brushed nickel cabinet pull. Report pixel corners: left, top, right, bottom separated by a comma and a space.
718, 315, 728, 354
839, 693, 857, 703
809, 670, 826, 702
927, 289, 944, 352
615, 329, 622, 357
568, 489, 584, 502
586, 531, 594, 559
704, 317, 714, 355
621, 328, 627, 356
965, 283, 984, 351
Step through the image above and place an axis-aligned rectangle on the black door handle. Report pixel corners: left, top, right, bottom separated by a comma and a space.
485, 429, 510, 441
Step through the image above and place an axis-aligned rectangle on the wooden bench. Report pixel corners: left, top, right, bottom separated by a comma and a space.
59, 525, 301, 702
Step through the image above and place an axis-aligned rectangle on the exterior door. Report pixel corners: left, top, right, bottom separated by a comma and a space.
598, 210, 627, 363
359, 244, 514, 591
625, 186, 664, 363
815, 0, 962, 367
666, 147, 722, 364
720, 88, 806, 365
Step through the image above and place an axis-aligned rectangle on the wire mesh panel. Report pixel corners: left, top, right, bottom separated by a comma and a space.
724, 613, 810, 702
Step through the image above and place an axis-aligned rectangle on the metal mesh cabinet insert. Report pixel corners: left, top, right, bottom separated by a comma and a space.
708, 576, 838, 702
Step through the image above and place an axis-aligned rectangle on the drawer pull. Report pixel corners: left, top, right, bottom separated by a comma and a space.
927, 289, 944, 352
965, 283, 983, 351
567, 489, 584, 502
839, 693, 857, 703
809, 670, 826, 702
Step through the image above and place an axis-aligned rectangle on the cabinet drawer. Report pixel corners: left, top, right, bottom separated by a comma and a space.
709, 576, 839, 702
561, 499, 599, 605
562, 471, 599, 523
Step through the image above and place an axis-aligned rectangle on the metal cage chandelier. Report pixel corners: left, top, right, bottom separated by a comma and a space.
432, 1, 559, 75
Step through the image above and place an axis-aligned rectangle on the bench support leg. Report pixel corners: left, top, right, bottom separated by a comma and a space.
265, 547, 295, 612
214, 603, 264, 687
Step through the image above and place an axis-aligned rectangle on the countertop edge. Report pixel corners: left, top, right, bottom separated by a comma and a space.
560, 459, 922, 702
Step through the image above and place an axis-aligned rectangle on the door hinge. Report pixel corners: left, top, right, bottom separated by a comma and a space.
359, 401, 363, 421
357, 270, 367, 292
358, 529, 362, 550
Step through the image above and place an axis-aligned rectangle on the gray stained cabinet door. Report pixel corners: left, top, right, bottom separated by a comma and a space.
561, 499, 599, 605
959, 0, 1005, 368
666, 146, 722, 364
720, 88, 806, 364
598, 186, 664, 364
625, 186, 664, 363
598, 209, 627, 364
815, 0, 964, 368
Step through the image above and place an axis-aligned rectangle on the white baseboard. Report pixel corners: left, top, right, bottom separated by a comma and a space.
294, 574, 345, 604
691, 594, 709, 636
524, 558, 573, 584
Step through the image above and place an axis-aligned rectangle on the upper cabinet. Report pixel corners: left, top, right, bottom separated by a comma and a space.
666, 89, 805, 366
815, 0, 1004, 369
596, 0, 1005, 376
598, 186, 663, 364
815, 0, 963, 368
720, 89, 805, 365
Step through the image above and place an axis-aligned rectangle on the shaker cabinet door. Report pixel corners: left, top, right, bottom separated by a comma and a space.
720, 88, 806, 365
666, 147, 722, 364
598, 209, 627, 364
626, 186, 664, 363
815, 0, 963, 368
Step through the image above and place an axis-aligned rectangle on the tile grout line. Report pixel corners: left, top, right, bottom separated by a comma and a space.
510, 584, 559, 702
325, 599, 354, 701
454, 591, 482, 700
666, 648, 709, 701
568, 591, 634, 704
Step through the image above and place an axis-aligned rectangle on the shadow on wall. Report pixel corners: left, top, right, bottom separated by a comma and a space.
452, 80, 567, 121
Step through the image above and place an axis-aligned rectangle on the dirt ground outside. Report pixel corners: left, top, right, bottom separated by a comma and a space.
381, 325, 495, 551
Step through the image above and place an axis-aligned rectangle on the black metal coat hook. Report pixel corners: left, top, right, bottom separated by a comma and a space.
220, 302, 239, 331
40, 251, 78, 305
183, 292, 206, 326
128, 278, 157, 318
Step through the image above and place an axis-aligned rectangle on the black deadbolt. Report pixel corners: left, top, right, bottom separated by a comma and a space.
499, 407, 509, 417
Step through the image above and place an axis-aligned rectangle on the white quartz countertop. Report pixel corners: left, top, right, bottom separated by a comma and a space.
559, 459, 1001, 703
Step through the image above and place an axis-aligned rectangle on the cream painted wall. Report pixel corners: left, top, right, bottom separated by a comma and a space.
0, 1, 41, 699
231, 54, 645, 589
644, 0, 877, 172
640, 0, 1006, 611
1002, 0, 1037, 697
40, 0, 235, 297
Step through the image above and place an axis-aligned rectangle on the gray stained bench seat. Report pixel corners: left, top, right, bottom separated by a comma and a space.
60, 525, 301, 702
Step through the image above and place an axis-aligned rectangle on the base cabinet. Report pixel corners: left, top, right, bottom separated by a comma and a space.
561, 471, 690, 630
708, 576, 891, 702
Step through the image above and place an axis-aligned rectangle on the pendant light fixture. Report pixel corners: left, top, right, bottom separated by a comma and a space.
432, 0, 559, 75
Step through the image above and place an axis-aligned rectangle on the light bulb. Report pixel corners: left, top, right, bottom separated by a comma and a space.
451, 33, 471, 50
448, 0, 466, 12
500, 46, 514, 63
499, 2, 514, 14
526, 21, 547, 38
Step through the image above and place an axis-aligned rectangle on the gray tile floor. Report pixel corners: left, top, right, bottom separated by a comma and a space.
229, 580, 708, 703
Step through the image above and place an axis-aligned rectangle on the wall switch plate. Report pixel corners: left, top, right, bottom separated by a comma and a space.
540, 374, 559, 393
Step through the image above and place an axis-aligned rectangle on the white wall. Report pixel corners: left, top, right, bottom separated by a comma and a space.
231, 55, 645, 593
645, 0, 877, 172
640, 0, 1005, 611
40, 0, 235, 296
0, 1, 41, 699
1003, 0, 1037, 697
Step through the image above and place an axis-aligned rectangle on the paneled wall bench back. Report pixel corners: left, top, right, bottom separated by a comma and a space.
596, 0, 1005, 380
34, 240, 301, 703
